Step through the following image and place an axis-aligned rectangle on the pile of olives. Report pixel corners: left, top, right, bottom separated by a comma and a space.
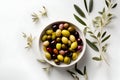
41, 22, 83, 65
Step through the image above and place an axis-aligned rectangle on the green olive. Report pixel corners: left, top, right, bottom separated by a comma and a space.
52, 32, 56, 40
62, 37, 68, 44
68, 26, 75, 33
45, 52, 51, 60
47, 35, 51, 40
56, 37, 61, 42
42, 35, 47, 41
46, 29, 53, 35
61, 44, 67, 49
62, 30, 70, 37
64, 56, 70, 64
56, 29, 61, 37
70, 41, 78, 50
57, 54, 64, 61
54, 59, 60, 65
69, 35, 76, 42
72, 52, 78, 60
68, 40, 72, 46
56, 43, 62, 50
43, 41, 49, 47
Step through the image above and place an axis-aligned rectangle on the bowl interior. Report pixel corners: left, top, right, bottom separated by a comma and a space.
39, 21, 86, 67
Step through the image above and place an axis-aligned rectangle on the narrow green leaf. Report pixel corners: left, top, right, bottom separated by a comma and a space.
86, 39, 99, 52
105, 0, 109, 7
97, 32, 101, 38
74, 14, 87, 26
83, 27, 88, 35
84, 0, 88, 12
84, 66, 86, 75
89, 0, 93, 13
74, 4, 86, 18
102, 35, 111, 43
87, 31, 93, 34
112, 3, 117, 8
98, 11, 103, 15
75, 63, 84, 75
67, 70, 75, 75
92, 57, 102, 61
90, 35, 97, 40
102, 31, 106, 38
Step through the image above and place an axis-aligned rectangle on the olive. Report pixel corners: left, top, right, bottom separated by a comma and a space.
45, 52, 51, 60
77, 38, 83, 45
56, 29, 62, 37
47, 35, 52, 40
70, 41, 78, 50
77, 45, 83, 52
68, 40, 72, 46
62, 30, 70, 37
69, 35, 76, 42
52, 32, 56, 40
64, 56, 70, 64
68, 26, 75, 33
64, 23, 69, 29
54, 59, 60, 65
62, 37, 68, 44
43, 41, 49, 47
61, 44, 67, 49
52, 54, 57, 59
59, 24, 64, 30
56, 43, 62, 50
52, 25, 58, 31
56, 37, 61, 42
57, 54, 64, 61
59, 50, 65, 56
46, 47, 53, 53
42, 34, 47, 41
50, 40, 56, 48
74, 31, 79, 39
53, 48, 58, 54
46, 29, 53, 35
72, 52, 78, 60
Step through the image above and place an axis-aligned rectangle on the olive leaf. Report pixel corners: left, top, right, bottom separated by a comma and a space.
92, 56, 102, 61
67, 70, 79, 80
86, 39, 99, 52
37, 59, 47, 64
112, 3, 117, 8
97, 32, 101, 38
89, 0, 93, 13
90, 35, 97, 40
32, 13, 39, 23
84, 0, 88, 12
102, 35, 111, 43
75, 63, 84, 75
102, 31, 107, 38
74, 4, 86, 18
83, 66, 86, 75
74, 14, 87, 26
105, 0, 109, 7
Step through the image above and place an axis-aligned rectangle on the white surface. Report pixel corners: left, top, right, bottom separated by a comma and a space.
0, 0, 120, 80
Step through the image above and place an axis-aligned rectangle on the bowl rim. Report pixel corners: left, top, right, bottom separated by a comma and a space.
39, 21, 86, 67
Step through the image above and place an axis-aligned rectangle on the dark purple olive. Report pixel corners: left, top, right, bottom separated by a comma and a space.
67, 52, 73, 57
46, 47, 53, 53
52, 54, 57, 59
74, 31, 79, 39
52, 25, 58, 31
77, 45, 83, 52
50, 40, 56, 48
77, 38, 83, 45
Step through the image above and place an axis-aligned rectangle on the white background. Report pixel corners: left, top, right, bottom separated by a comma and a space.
0, 0, 120, 80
